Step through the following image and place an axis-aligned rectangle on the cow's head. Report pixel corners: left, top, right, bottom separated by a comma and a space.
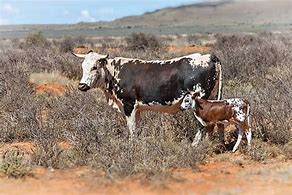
72, 50, 109, 91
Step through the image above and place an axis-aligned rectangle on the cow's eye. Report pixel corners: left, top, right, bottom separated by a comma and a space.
91, 67, 97, 71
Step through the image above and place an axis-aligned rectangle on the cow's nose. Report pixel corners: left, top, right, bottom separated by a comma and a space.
78, 83, 90, 91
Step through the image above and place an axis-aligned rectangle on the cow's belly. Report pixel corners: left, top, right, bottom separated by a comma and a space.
136, 101, 182, 114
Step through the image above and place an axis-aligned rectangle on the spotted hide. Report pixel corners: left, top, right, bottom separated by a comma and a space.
72, 51, 222, 137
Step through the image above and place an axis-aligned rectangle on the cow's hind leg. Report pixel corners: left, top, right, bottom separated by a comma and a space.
232, 126, 243, 152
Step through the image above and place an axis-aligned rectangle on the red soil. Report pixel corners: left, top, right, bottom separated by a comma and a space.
34, 84, 66, 96
0, 153, 291, 195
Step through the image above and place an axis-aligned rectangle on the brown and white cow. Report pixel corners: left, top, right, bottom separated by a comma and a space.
72, 51, 222, 137
180, 93, 251, 152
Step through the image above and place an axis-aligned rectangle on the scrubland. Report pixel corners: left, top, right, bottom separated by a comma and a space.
0, 32, 291, 193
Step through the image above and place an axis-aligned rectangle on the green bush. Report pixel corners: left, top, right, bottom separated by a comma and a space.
0, 148, 32, 178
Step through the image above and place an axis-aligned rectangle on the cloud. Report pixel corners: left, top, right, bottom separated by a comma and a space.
79, 9, 96, 22
1, 3, 19, 15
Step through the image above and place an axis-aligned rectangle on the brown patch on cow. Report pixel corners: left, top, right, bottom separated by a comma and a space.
34, 84, 66, 96
136, 99, 183, 114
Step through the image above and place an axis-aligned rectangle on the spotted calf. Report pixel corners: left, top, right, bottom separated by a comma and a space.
180, 93, 251, 152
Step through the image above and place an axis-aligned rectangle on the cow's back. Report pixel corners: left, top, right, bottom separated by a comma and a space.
115, 54, 220, 105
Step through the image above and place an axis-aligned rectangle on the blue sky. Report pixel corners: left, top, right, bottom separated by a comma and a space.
0, 0, 204, 25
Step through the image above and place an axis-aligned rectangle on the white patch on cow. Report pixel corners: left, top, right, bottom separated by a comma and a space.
111, 53, 211, 67
189, 54, 211, 69
192, 83, 205, 98
114, 57, 135, 65
226, 98, 246, 122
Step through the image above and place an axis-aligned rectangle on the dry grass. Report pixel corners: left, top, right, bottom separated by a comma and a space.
29, 72, 77, 87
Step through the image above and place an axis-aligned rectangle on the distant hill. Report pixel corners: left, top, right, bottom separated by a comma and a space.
1, 0, 292, 38
97, 0, 292, 27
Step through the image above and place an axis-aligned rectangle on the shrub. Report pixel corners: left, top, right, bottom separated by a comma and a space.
244, 139, 272, 162
59, 37, 75, 53
24, 31, 50, 48
0, 148, 32, 178
125, 32, 165, 52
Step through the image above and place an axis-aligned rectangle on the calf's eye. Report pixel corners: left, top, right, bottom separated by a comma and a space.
91, 67, 97, 71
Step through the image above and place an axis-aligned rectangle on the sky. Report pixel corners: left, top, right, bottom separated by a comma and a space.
0, 0, 205, 25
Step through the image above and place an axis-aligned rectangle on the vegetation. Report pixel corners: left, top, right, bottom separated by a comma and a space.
0, 32, 291, 180
0, 148, 32, 178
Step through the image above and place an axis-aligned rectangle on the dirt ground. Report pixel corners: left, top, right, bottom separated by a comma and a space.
0, 152, 291, 195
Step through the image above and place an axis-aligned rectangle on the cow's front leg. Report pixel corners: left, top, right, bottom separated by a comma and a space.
192, 113, 207, 147
124, 101, 137, 139
192, 127, 203, 146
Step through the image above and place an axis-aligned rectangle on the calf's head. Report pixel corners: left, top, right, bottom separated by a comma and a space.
180, 94, 196, 110
72, 50, 108, 91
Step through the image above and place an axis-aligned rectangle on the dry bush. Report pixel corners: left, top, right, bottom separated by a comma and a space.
244, 139, 279, 162
125, 33, 165, 53
59, 37, 75, 53
23, 31, 50, 48
213, 33, 292, 148
58, 36, 91, 53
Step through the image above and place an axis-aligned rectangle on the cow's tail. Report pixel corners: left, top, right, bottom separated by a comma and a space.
216, 61, 223, 100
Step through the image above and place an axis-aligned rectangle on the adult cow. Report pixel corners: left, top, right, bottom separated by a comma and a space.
72, 51, 222, 137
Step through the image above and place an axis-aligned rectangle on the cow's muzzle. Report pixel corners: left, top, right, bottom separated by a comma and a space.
78, 83, 90, 91
180, 106, 187, 111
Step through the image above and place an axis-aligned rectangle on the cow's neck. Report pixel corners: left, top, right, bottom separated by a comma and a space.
101, 61, 119, 94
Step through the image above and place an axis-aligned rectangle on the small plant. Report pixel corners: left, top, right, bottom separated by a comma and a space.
0, 148, 32, 178
244, 139, 277, 162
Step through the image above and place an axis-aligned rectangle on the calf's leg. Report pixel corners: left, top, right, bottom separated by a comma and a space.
245, 129, 252, 148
